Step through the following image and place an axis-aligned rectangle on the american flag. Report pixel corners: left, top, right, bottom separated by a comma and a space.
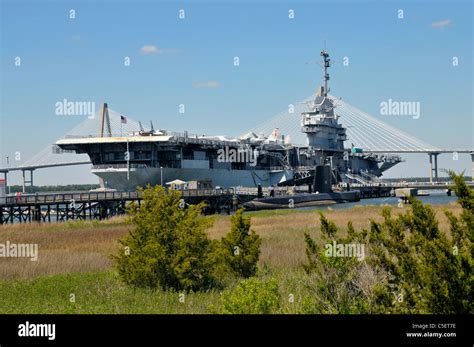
120, 115, 127, 124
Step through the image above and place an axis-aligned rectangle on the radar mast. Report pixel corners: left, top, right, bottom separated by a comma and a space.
320, 50, 330, 96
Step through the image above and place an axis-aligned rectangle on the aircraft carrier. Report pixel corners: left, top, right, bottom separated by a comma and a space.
55, 50, 402, 190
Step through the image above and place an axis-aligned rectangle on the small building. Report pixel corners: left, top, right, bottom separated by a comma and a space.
188, 180, 213, 189
166, 179, 188, 190
395, 188, 418, 198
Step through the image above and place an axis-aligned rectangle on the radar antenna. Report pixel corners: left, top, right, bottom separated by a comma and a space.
320, 50, 330, 96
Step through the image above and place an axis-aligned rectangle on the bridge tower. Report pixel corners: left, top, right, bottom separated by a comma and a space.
99, 103, 112, 138
428, 152, 439, 183
21, 169, 35, 193
471, 152, 474, 181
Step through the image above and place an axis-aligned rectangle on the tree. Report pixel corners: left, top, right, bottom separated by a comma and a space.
114, 185, 217, 291
363, 171, 473, 313
303, 172, 473, 313
219, 208, 261, 278
303, 216, 380, 313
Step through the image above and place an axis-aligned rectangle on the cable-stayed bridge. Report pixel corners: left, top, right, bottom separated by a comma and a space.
250, 95, 443, 152
1, 98, 472, 191
246, 95, 473, 183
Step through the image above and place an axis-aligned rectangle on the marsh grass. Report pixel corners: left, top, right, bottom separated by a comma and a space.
0, 271, 221, 314
0, 203, 462, 313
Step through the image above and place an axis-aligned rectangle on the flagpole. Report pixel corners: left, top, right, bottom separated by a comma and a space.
127, 138, 130, 182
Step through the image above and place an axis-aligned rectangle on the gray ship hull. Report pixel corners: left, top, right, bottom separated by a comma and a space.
93, 166, 293, 190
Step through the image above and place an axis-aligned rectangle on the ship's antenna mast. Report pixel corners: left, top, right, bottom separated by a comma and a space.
320, 50, 330, 97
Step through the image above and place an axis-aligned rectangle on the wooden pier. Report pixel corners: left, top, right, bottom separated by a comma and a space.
0, 189, 255, 225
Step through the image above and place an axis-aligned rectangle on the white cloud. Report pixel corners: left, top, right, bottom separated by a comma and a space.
192, 81, 220, 89
140, 45, 160, 54
139, 45, 182, 55
431, 19, 451, 29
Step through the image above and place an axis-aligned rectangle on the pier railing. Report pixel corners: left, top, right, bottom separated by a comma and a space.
0, 191, 141, 206
0, 188, 241, 207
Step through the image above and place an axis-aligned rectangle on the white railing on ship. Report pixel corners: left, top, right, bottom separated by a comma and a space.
235, 186, 293, 196
92, 163, 148, 169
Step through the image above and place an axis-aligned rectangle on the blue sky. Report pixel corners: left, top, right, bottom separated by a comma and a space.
1, 0, 472, 185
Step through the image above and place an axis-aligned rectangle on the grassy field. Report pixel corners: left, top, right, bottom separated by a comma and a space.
0, 202, 462, 313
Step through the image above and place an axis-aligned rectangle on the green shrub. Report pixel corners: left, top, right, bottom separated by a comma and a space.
364, 171, 473, 313
303, 216, 380, 313
216, 277, 280, 314
113, 185, 217, 291
218, 209, 262, 278
302, 172, 473, 314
